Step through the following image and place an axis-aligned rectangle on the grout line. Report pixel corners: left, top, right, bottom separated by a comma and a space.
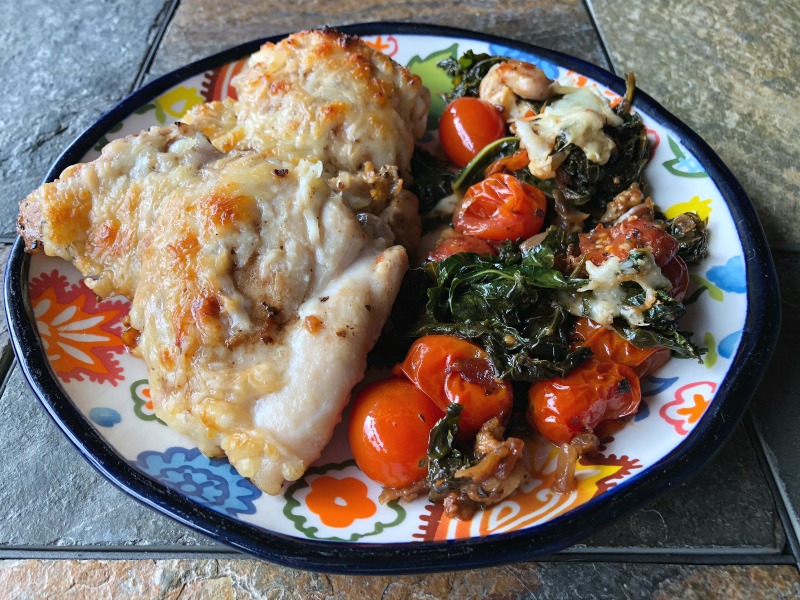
0, 358, 17, 399
582, 0, 617, 74
0, 547, 793, 566
130, 0, 182, 92
744, 412, 800, 569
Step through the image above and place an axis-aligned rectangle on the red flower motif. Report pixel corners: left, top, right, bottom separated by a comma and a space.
30, 270, 129, 385
660, 381, 717, 435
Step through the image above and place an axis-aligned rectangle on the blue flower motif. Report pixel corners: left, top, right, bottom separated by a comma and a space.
132, 447, 262, 517
635, 376, 679, 421
89, 407, 121, 427
706, 256, 746, 294
487, 44, 560, 79
672, 154, 705, 175
718, 330, 742, 359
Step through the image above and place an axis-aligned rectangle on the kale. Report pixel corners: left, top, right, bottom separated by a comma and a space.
665, 212, 710, 264
438, 51, 505, 103
614, 287, 703, 359
414, 229, 591, 382
427, 404, 473, 499
451, 137, 520, 194
409, 146, 454, 214
552, 110, 649, 217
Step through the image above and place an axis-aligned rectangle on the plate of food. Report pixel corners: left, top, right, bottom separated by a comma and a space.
4, 23, 779, 573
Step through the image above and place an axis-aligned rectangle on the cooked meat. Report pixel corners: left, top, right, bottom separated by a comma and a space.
184, 29, 431, 179
18, 123, 408, 494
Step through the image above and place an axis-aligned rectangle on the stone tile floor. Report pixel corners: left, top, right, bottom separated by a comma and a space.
1, 0, 798, 596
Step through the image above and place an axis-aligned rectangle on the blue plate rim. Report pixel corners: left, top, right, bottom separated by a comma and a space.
3, 22, 781, 574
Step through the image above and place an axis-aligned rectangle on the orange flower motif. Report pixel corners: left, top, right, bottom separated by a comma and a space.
363, 35, 399, 57
30, 271, 128, 385
202, 57, 248, 102
660, 381, 716, 435
305, 475, 377, 528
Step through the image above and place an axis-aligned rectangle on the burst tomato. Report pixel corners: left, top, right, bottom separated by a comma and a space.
349, 378, 444, 488
661, 255, 689, 300
439, 97, 507, 167
453, 173, 547, 242
426, 235, 499, 262
397, 335, 513, 438
527, 357, 642, 446
579, 219, 679, 267
572, 318, 670, 378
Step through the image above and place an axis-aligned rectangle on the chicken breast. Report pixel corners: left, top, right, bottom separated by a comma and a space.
18, 123, 408, 494
184, 28, 431, 178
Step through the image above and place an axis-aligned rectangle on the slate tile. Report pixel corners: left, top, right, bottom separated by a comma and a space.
588, 0, 800, 247
147, 0, 609, 79
582, 426, 784, 550
1, 559, 799, 599
0, 0, 173, 235
749, 251, 800, 546
0, 366, 215, 548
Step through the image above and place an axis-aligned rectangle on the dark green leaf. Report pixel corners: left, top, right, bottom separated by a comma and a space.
409, 146, 455, 214
438, 51, 505, 103
665, 212, 710, 264
427, 404, 472, 498
451, 137, 519, 194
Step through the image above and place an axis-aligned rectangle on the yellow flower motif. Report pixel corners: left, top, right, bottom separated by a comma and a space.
155, 86, 205, 119
664, 196, 712, 220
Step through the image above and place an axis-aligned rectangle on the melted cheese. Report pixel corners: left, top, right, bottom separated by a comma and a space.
513, 86, 623, 180
18, 124, 409, 494
184, 29, 431, 179
561, 251, 670, 327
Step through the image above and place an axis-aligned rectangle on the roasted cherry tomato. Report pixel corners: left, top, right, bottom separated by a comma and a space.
398, 335, 513, 438
484, 150, 530, 177
453, 173, 547, 242
439, 97, 506, 167
661, 255, 689, 300
427, 235, 499, 262
572, 318, 670, 378
349, 378, 444, 488
527, 357, 642, 446
579, 219, 679, 267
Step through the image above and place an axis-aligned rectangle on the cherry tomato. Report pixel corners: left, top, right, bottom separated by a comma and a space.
453, 173, 547, 242
439, 97, 507, 168
398, 335, 513, 438
484, 149, 530, 177
527, 358, 642, 446
572, 318, 670, 378
427, 235, 499, 262
579, 219, 679, 267
349, 378, 444, 488
661, 255, 689, 300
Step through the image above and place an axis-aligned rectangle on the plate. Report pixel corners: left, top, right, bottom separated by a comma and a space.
3, 23, 780, 573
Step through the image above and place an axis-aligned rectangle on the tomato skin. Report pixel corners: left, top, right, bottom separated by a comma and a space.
572, 318, 671, 378
579, 219, 679, 267
398, 335, 513, 439
453, 173, 547, 241
527, 358, 642, 446
661, 255, 689, 300
439, 97, 507, 167
427, 235, 499, 262
349, 378, 444, 488
485, 150, 530, 177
